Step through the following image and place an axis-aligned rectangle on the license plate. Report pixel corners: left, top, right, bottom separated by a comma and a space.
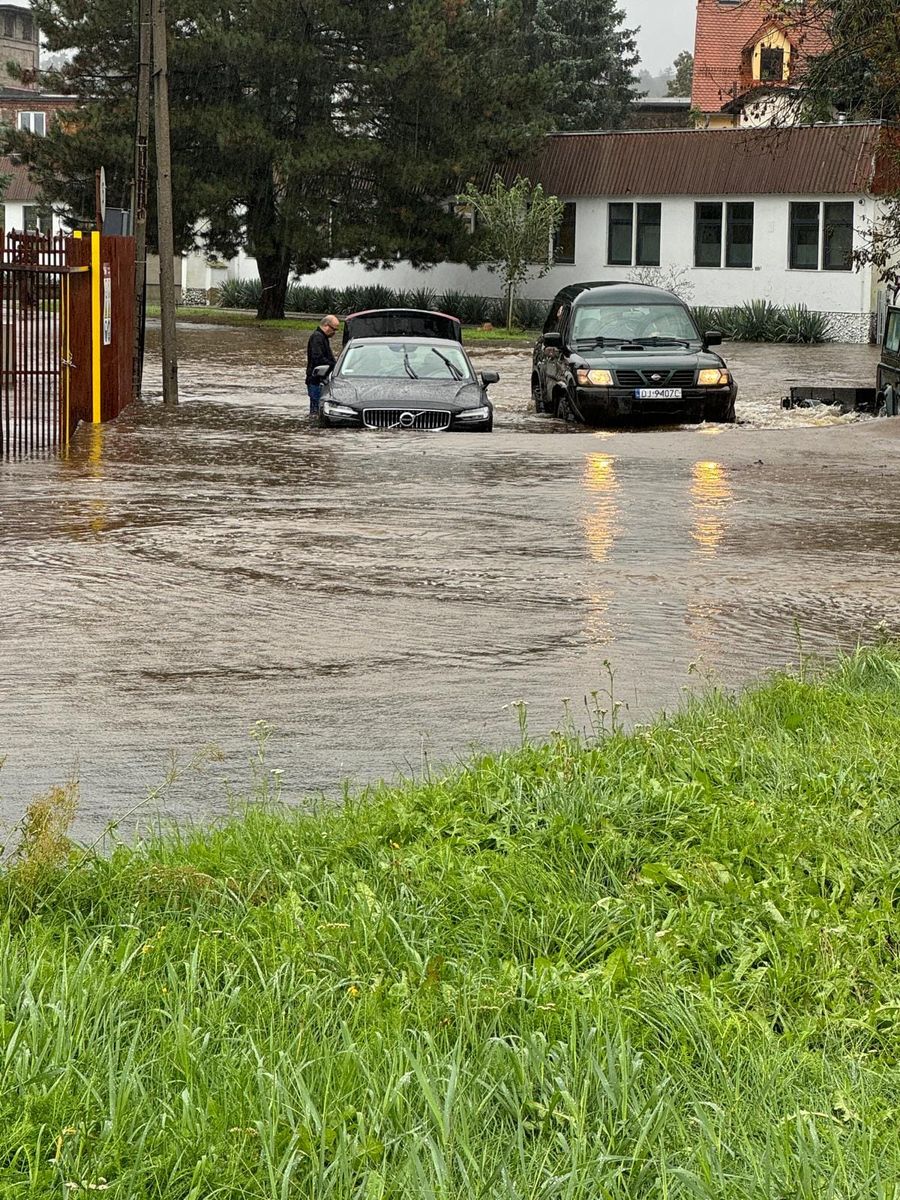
636, 388, 682, 400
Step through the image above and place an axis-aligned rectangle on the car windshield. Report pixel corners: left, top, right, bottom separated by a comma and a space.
339, 342, 472, 380
572, 303, 699, 344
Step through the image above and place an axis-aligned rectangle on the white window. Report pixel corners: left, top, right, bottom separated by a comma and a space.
17, 111, 47, 136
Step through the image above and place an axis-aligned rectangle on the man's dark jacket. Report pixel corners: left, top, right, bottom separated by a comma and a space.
306, 329, 336, 385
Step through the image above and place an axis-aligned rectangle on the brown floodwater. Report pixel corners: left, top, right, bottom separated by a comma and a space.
1, 324, 897, 838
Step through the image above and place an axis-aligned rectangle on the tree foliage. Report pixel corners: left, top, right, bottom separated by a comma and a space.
771, 1, 900, 293
458, 174, 563, 328
7, 0, 545, 317
666, 51, 693, 98
524, 0, 640, 131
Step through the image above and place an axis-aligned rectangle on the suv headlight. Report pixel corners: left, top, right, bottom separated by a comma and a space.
456, 406, 491, 420
576, 369, 613, 386
698, 368, 730, 386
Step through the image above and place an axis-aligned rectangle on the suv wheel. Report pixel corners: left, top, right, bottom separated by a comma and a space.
531, 376, 547, 414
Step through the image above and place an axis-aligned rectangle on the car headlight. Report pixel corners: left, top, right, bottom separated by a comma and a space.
456, 406, 491, 420
698, 368, 730, 386
576, 369, 613, 386
321, 400, 358, 417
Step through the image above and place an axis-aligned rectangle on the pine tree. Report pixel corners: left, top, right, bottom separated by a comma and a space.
8, 0, 544, 318
527, 0, 640, 131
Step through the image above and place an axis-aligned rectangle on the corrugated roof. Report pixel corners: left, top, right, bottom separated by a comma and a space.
0, 156, 42, 202
492, 123, 898, 198
692, 0, 830, 115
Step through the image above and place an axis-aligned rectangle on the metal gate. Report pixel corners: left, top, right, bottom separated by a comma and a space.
0, 230, 135, 456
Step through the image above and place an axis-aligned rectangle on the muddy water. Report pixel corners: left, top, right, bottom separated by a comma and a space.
1, 325, 897, 838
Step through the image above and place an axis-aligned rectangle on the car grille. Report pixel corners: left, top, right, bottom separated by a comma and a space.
362, 409, 452, 431
615, 369, 696, 387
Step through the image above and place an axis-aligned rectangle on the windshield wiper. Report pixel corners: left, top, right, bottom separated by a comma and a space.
639, 336, 694, 347
402, 351, 418, 379
430, 347, 463, 380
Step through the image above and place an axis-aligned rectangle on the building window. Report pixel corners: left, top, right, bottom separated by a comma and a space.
553, 202, 576, 263
22, 17, 33, 40
726, 202, 754, 267
759, 46, 785, 81
636, 204, 661, 266
823, 202, 854, 271
608, 201, 661, 267
18, 111, 47, 136
3, 14, 13, 36
789, 201, 853, 271
695, 202, 755, 268
695, 202, 723, 267
608, 203, 633, 265
23, 206, 51, 235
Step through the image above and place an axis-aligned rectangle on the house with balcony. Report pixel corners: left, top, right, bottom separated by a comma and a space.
691, 0, 830, 129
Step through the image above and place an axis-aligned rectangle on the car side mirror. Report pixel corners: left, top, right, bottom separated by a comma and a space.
480, 370, 500, 386
543, 331, 563, 349
704, 330, 722, 347
312, 364, 332, 380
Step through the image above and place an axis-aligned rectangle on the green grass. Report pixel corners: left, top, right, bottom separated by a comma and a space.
3, 647, 900, 1197
146, 306, 536, 344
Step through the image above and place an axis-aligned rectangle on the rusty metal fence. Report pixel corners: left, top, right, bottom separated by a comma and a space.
0, 230, 135, 456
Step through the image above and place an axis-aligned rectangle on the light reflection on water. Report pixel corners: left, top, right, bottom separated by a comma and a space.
690, 460, 733, 555
582, 452, 620, 564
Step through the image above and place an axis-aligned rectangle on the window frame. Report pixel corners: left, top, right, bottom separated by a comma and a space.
607, 202, 634, 266
17, 111, 47, 136
725, 202, 754, 268
759, 45, 785, 82
694, 201, 723, 268
553, 201, 577, 264
607, 201, 661, 267
789, 200, 854, 272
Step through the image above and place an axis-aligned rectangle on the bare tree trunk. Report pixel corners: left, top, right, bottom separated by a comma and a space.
256, 251, 290, 319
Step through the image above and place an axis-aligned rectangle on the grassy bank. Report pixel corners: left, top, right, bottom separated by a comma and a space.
3, 648, 900, 1197
146, 305, 536, 344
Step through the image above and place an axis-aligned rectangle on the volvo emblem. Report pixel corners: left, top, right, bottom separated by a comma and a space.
399, 411, 416, 428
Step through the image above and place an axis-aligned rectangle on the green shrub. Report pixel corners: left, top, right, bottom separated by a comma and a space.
409, 287, 437, 311
438, 290, 468, 318
457, 293, 492, 325
358, 284, 397, 311
515, 297, 547, 330
775, 303, 831, 344
217, 278, 261, 309
690, 305, 718, 335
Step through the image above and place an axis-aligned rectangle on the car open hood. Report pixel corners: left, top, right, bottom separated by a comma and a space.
342, 309, 463, 345
330, 379, 484, 412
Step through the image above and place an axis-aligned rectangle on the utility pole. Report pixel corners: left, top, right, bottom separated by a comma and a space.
131, 0, 151, 400
151, 0, 178, 404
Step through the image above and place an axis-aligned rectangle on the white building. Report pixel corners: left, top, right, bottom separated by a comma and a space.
188, 122, 899, 344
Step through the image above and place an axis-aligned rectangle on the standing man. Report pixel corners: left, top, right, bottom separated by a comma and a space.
305, 314, 341, 416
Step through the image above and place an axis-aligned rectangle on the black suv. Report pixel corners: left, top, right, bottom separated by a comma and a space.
532, 282, 737, 426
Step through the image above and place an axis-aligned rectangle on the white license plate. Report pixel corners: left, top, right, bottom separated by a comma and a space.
636, 388, 682, 400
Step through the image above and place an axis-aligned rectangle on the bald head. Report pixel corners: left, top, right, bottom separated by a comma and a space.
321, 315, 340, 337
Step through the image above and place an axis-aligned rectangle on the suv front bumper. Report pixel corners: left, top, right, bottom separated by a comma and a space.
575, 385, 736, 421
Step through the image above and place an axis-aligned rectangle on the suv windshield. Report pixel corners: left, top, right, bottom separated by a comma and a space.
572, 303, 699, 344
340, 342, 472, 380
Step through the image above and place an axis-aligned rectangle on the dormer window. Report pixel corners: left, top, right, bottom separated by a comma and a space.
760, 46, 785, 81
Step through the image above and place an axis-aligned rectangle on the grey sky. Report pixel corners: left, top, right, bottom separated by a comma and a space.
623, 0, 696, 74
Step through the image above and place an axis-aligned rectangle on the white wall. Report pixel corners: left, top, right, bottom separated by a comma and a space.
2, 200, 65, 236
207, 192, 877, 332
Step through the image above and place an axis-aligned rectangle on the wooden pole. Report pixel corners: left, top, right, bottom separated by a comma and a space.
132, 0, 151, 400
151, 0, 178, 404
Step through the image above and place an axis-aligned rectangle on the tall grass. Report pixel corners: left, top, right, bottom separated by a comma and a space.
3, 647, 900, 1197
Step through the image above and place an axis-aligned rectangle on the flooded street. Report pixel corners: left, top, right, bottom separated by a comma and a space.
1, 324, 897, 838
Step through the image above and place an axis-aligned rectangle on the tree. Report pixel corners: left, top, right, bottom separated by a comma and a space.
458, 175, 563, 328
667, 51, 693, 98
524, 0, 640, 130
770, 1, 900, 292
7, 0, 544, 318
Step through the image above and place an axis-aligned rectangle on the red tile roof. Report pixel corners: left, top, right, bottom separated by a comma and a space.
692, 0, 830, 115
493, 123, 899, 198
